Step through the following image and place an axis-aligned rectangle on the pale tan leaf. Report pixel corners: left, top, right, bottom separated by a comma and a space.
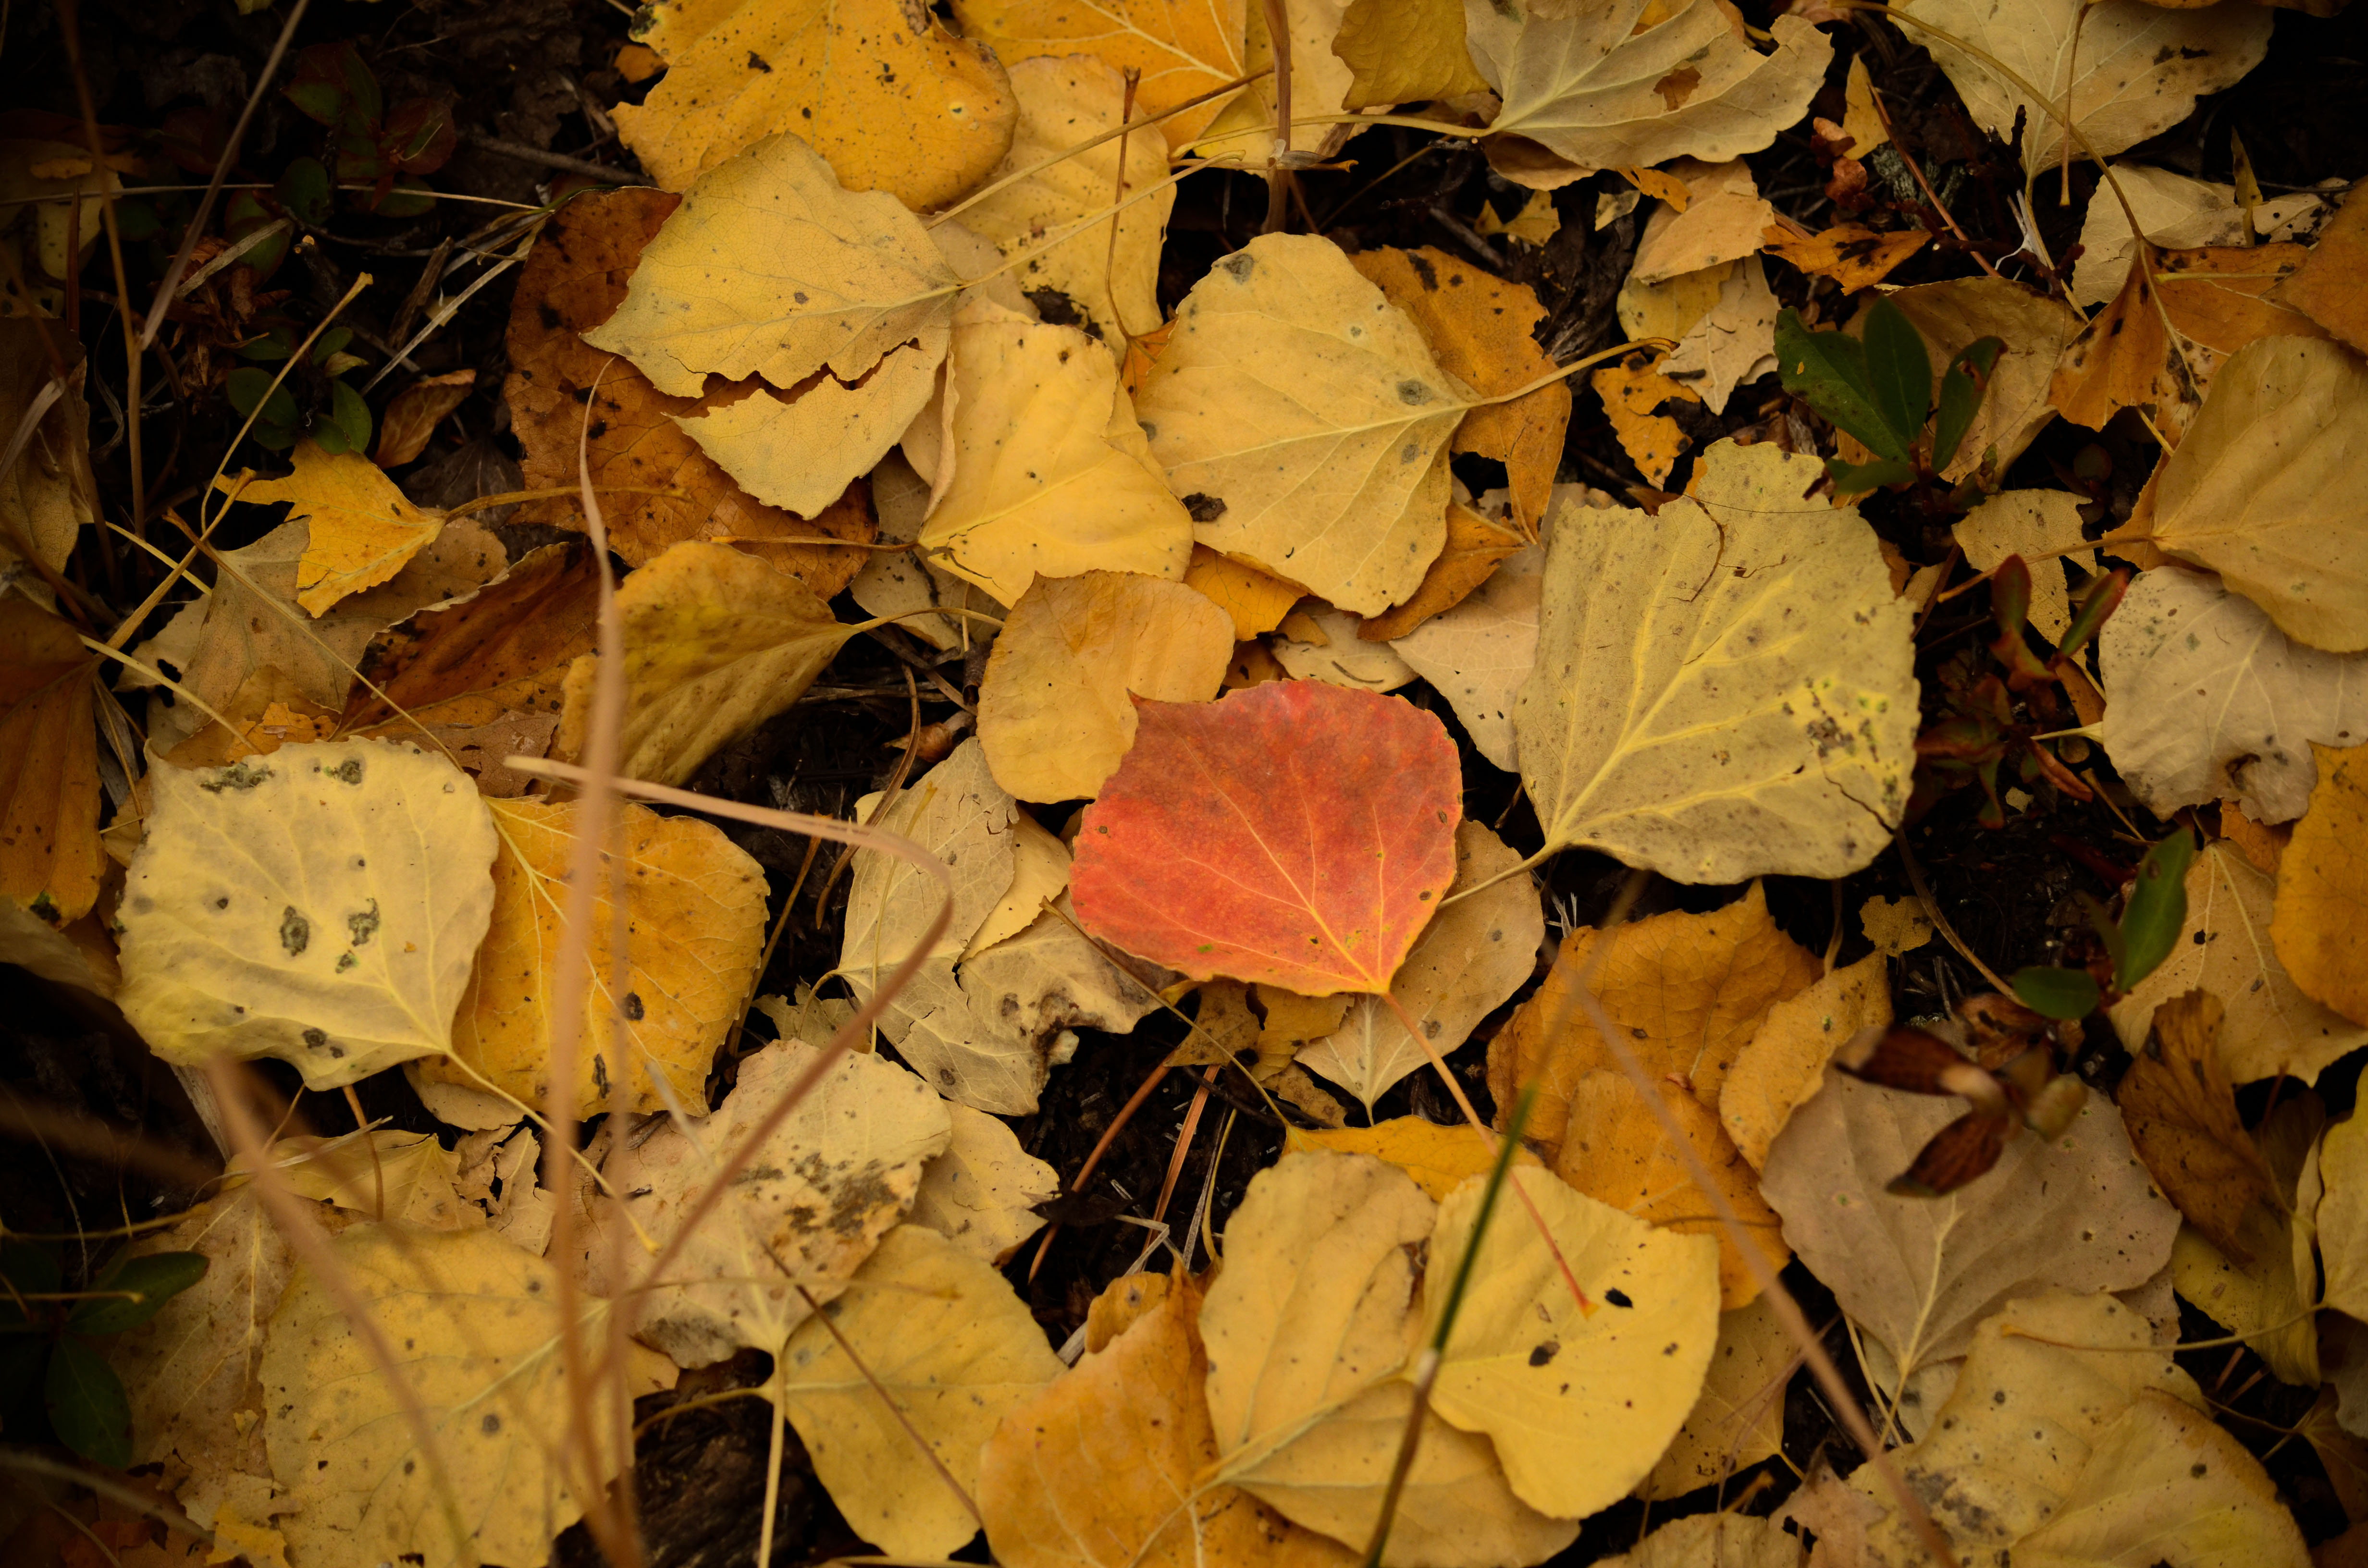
1389, 528, 1547, 772
1955, 490, 2099, 644
1630, 160, 1776, 285
1659, 254, 1778, 415
1637, 1295, 1797, 1500
2072, 163, 2323, 309
1273, 605, 1418, 691
907, 1102, 1060, 1263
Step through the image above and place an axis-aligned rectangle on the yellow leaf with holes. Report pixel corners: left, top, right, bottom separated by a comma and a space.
555, 541, 862, 785
2274, 743, 2368, 1025
950, 0, 1247, 149
261, 1223, 670, 1568
221, 443, 446, 616
1332, 0, 1489, 109
978, 569, 1233, 802
407, 797, 766, 1122
116, 740, 498, 1089
613, 0, 1017, 204
777, 1226, 1064, 1558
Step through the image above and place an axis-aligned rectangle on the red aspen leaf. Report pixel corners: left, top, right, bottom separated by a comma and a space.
1071, 680, 1460, 997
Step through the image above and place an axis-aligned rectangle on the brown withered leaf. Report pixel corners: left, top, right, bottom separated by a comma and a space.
1358, 502, 1526, 642
1348, 245, 1570, 534
2049, 242, 2203, 440
0, 594, 103, 923
374, 370, 476, 468
501, 187, 875, 590
339, 540, 599, 735
2122, 990, 2280, 1259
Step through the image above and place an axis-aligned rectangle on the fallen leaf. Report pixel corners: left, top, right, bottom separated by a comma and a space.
1468, 3, 1831, 179
1515, 441, 1919, 883
1347, 245, 1571, 534
1761, 222, 1931, 292
919, 301, 1196, 605
2099, 566, 2368, 824
1198, 0, 1357, 160
222, 444, 448, 617
1864, 277, 2083, 482
262, 1223, 666, 1568
0, 319, 96, 596
1600, 1513, 1804, 1568
1720, 951, 1892, 1170
1760, 1071, 2181, 1389
0, 593, 102, 923
0, 898, 115, 994
1858, 894, 1935, 957
777, 1225, 1062, 1558
2047, 242, 2205, 442
1134, 233, 1468, 616
1630, 160, 1775, 285
2300, 1387, 2368, 1526
339, 541, 598, 734
2072, 162, 2323, 309
674, 344, 941, 521
1898, 0, 2271, 173
1591, 351, 1701, 489
2120, 989, 2277, 1255
2111, 335, 2368, 653
2273, 742, 2368, 1024
1185, 545, 1306, 640
613, 0, 1018, 204
1660, 254, 1779, 414
1617, 260, 1733, 348
1296, 821, 1542, 1112
408, 798, 766, 1122
960, 55, 1176, 346
2316, 1107, 2368, 1333
978, 569, 1233, 802
1637, 1294, 1796, 1501
116, 739, 499, 1089
272, 1129, 476, 1230
1954, 490, 2099, 644
847, 451, 1005, 651
978, 1269, 1353, 1568
2223, 797, 2293, 878
949, 0, 1247, 149
907, 1102, 1060, 1262
1332, 0, 1490, 109
554, 540, 859, 786
502, 186, 878, 585
2277, 180, 2368, 354
2110, 840, 2368, 1084
1198, 1152, 1581, 1562
1475, 191, 1562, 247
1284, 1117, 1540, 1201
593, 1038, 951, 1365
374, 370, 475, 469
1071, 679, 1462, 995
1273, 604, 1418, 691
2171, 1093, 2320, 1385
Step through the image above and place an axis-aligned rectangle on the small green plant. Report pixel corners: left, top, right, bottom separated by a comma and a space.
283, 40, 456, 219
2010, 828, 2196, 1021
226, 324, 373, 453
1776, 295, 2003, 494
0, 1240, 208, 1467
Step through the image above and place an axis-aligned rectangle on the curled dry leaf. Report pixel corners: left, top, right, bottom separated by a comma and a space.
961, 56, 1175, 347
2273, 742, 2368, 1025
1332, 0, 1489, 109
373, 369, 475, 469
907, 1102, 1060, 1262
1761, 1072, 2180, 1391
117, 740, 498, 1090
223, 443, 444, 616
592, 1039, 951, 1366
1273, 604, 1418, 692
554, 540, 860, 786
340, 541, 597, 734
919, 302, 1196, 605
777, 1225, 1063, 1559
2118, 988, 2277, 1256
1296, 820, 1542, 1112
614, 0, 1018, 205
1515, 441, 1919, 883
501, 186, 876, 584
2110, 840, 2368, 1085
2100, 566, 2368, 825
1466, 1, 1831, 182
408, 798, 767, 1123
1071, 679, 1462, 995
950, 0, 1247, 149
2112, 335, 2368, 653
0, 593, 102, 923
1719, 950, 1892, 1170
262, 1223, 669, 1568
1897, 0, 2271, 173
1134, 233, 1467, 617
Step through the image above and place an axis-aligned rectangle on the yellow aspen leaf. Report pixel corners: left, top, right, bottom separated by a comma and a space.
1602, 1514, 1804, 1568
407, 797, 766, 1122
1840, 55, 1888, 157
1658, 255, 1778, 415
1636, 1297, 1796, 1501
1514, 443, 1919, 883
1955, 490, 2099, 645
1475, 190, 1562, 247
674, 343, 940, 520
2073, 162, 2323, 310
1759, 221, 1930, 292
1628, 160, 1772, 286
950, 0, 1248, 150
977, 569, 1233, 802
848, 452, 1005, 652
1135, 234, 1467, 616
907, 1102, 1060, 1263
919, 301, 1195, 605
1183, 543, 1304, 639
2273, 743, 2368, 1024
777, 1225, 1063, 1558
2221, 799, 2292, 878
1273, 604, 1417, 691
1332, 0, 1490, 110
554, 540, 860, 786
1357, 502, 1525, 641
220, 443, 446, 617
1719, 951, 1892, 1170
116, 740, 499, 1089
1285, 1117, 1540, 1201
1616, 259, 1731, 348
1858, 894, 1934, 957
1620, 166, 1692, 209
271, 1129, 476, 1231
260, 1224, 669, 1568
612, 0, 1018, 205
960, 56, 1176, 347
2048, 241, 2206, 441
2276, 179, 2368, 355
1198, 0, 1357, 160
1591, 349, 1700, 489
1349, 245, 1569, 535
0, 593, 102, 923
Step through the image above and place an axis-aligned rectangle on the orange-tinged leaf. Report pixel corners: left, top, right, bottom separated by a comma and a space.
1184, 544, 1304, 639
1590, 349, 1700, 489
1357, 502, 1525, 642
2273, 743, 2368, 1025
950, 0, 1249, 151
2120, 988, 2277, 1256
1072, 680, 1461, 995
1284, 1116, 1539, 1201
2048, 242, 2204, 439
2276, 179, 2368, 355
221, 443, 447, 616
339, 540, 601, 735
2155, 241, 2329, 357
1759, 221, 1929, 291
0, 594, 102, 923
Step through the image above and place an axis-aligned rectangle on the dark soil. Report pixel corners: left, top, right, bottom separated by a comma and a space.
5, 0, 2367, 1561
